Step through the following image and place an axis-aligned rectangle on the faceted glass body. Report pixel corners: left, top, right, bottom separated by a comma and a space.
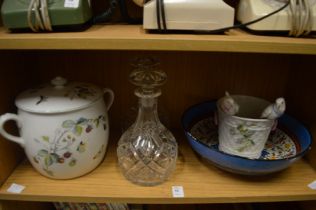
117, 97, 177, 186
117, 58, 178, 186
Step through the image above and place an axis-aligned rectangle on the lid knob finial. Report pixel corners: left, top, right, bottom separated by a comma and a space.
51, 77, 67, 89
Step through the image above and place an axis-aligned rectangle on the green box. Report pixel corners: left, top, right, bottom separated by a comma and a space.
1, 0, 92, 31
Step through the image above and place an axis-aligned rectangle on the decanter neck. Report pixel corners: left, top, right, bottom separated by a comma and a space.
135, 96, 160, 124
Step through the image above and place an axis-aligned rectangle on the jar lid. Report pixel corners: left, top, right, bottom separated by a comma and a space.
15, 77, 104, 113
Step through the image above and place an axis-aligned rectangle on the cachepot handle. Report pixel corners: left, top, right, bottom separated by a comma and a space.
103, 88, 114, 111
0, 113, 25, 147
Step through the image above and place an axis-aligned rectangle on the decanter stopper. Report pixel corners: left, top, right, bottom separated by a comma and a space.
129, 57, 167, 97
117, 57, 178, 186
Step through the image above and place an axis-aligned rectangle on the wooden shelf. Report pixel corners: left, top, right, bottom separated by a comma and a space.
0, 132, 316, 204
0, 25, 315, 54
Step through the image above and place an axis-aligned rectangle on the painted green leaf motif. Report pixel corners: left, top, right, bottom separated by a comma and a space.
34, 138, 41, 144
43, 168, 54, 176
62, 120, 76, 128
69, 159, 77, 167
243, 133, 252, 138
77, 118, 88, 125
77, 93, 85, 99
50, 153, 59, 163
37, 149, 49, 157
44, 155, 53, 167
77, 142, 86, 153
42, 136, 49, 142
33, 156, 39, 163
74, 125, 83, 136
94, 119, 100, 128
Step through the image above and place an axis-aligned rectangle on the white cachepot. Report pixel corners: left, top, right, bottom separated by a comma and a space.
217, 95, 275, 159
0, 77, 114, 179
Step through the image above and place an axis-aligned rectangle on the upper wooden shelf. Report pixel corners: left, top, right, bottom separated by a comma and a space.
0, 25, 315, 54
0, 132, 316, 204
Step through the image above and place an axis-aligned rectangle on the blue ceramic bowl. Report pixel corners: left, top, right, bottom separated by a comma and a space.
181, 101, 312, 175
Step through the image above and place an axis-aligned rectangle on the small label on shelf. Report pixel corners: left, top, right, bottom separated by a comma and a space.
308, 180, 316, 189
64, 0, 79, 8
7, 183, 25, 194
172, 186, 184, 198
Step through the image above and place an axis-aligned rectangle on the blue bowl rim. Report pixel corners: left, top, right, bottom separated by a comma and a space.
181, 100, 313, 162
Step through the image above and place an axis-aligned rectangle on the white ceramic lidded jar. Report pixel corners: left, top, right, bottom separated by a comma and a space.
0, 77, 114, 179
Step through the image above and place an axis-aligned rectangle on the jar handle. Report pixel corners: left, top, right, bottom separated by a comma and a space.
0, 113, 25, 147
103, 88, 114, 111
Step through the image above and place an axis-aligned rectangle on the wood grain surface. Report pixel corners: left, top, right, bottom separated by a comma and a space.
0, 132, 316, 203
0, 25, 315, 54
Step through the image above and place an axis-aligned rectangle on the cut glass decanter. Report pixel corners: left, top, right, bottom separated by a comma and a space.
117, 58, 178, 186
